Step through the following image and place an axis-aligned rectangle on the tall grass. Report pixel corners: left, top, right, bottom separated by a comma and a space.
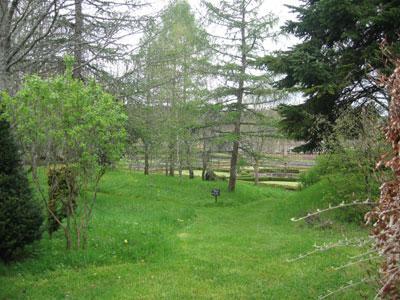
0, 169, 375, 299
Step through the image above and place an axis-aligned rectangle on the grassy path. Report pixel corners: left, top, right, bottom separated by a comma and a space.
0, 170, 375, 299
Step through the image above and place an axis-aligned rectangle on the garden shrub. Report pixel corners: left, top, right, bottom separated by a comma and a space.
2, 57, 127, 250
299, 153, 383, 223
297, 105, 391, 223
0, 118, 43, 261
299, 167, 320, 188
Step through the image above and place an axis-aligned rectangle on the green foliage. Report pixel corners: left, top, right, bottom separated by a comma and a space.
299, 167, 320, 188
299, 153, 381, 223
264, 0, 400, 150
1, 69, 127, 178
0, 117, 43, 261
125, 0, 210, 175
298, 106, 389, 222
297, 175, 373, 224
277, 103, 328, 152
1, 64, 127, 249
0, 169, 372, 298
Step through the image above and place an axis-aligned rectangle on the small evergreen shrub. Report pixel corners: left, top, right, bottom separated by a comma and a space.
0, 118, 43, 261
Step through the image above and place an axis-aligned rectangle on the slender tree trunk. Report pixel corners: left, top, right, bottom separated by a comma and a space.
168, 142, 175, 176
186, 142, 194, 179
0, 48, 8, 92
76, 224, 81, 249
188, 165, 194, 179
228, 5, 246, 192
201, 135, 209, 180
228, 132, 241, 191
82, 225, 88, 249
144, 142, 150, 175
144, 87, 152, 176
73, 0, 84, 79
0, 61, 8, 93
66, 215, 72, 250
254, 159, 259, 185
0, 6, 11, 93
177, 139, 182, 176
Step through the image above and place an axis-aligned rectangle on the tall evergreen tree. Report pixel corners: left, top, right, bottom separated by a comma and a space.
263, 0, 400, 151
203, 0, 277, 191
0, 115, 43, 261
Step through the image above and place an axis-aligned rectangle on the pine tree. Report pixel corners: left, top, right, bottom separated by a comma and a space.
264, 0, 400, 151
0, 115, 43, 261
203, 0, 277, 191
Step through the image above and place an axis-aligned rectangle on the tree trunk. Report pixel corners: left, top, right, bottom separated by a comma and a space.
65, 217, 72, 250
168, 142, 175, 176
0, 63, 8, 93
228, 5, 246, 192
0, 5, 11, 93
144, 88, 151, 176
254, 159, 259, 185
144, 142, 149, 175
73, 0, 84, 79
201, 136, 209, 181
65, 232, 72, 250
177, 139, 182, 176
0, 48, 8, 92
169, 164, 175, 176
178, 165, 182, 176
186, 142, 194, 179
201, 167, 206, 181
228, 139, 240, 191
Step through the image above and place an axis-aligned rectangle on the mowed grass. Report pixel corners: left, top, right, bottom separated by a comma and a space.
0, 169, 376, 299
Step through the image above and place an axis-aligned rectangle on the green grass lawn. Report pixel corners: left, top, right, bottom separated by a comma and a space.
0, 169, 376, 299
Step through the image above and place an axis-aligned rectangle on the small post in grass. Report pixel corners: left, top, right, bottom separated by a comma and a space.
211, 188, 220, 203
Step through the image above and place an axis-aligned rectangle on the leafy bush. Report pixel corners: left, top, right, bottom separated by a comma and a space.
299, 153, 383, 223
323, 173, 377, 223
300, 151, 369, 186
0, 118, 43, 261
298, 106, 391, 223
1, 57, 127, 250
299, 167, 320, 188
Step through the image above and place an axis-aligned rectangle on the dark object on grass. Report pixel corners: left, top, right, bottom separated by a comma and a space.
205, 170, 217, 181
0, 117, 43, 262
211, 188, 220, 203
